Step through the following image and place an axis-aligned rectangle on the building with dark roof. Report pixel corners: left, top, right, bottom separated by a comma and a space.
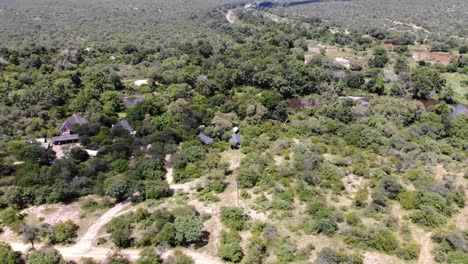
229, 133, 241, 148
198, 133, 214, 145
114, 119, 137, 136
51, 134, 80, 145
60, 114, 88, 134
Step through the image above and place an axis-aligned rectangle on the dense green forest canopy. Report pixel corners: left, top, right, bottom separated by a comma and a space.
0, 0, 244, 47
269, 0, 468, 37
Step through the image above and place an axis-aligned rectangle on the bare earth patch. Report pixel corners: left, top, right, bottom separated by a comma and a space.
22, 202, 81, 225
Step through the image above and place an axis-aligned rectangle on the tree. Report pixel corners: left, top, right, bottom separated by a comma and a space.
364, 77, 385, 95
69, 147, 89, 162
411, 67, 445, 99
4, 187, 26, 210
26, 249, 65, 264
19, 144, 56, 165
155, 223, 176, 246
48, 220, 79, 245
105, 178, 131, 201
110, 226, 133, 248
145, 180, 170, 200
174, 216, 204, 245
220, 207, 250, 231
0, 242, 23, 264
439, 86, 455, 103
19, 225, 40, 249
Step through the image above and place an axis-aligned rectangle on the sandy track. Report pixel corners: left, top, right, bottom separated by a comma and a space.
3, 200, 135, 263
74, 200, 130, 250
418, 232, 434, 264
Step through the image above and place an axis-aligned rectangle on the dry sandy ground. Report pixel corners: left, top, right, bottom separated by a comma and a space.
2, 200, 137, 263
22, 202, 81, 225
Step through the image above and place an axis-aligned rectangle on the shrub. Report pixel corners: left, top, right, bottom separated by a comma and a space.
397, 242, 420, 260
26, 249, 65, 264
174, 216, 203, 245
344, 226, 399, 253
354, 187, 369, 207
218, 231, 244, 263
312, 218, 338, 236
220, 207, 250, 231
409, 206, 447, 228
0, 208, 24, 232
136, 247, 162, 264
345, 213, 362, 226
145, 180, 170, 200
48, 220, 79, 245
316, 247, 363, 264
165, 250, 194, 264
155, 223, 176, 246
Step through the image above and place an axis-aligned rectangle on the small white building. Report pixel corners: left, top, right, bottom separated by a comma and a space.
134, 79, 149, 86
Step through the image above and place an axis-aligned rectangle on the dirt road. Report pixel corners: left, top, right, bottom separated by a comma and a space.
3, 200, 136, 263
74, 200, 130, 250
418, 232, 434, 264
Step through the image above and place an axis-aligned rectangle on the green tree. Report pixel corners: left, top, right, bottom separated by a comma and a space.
411, 67, 445, 99
221, 207, 250, 231
48, 220, 79, 245
26, 249, 65, 264
174, 216, 204, 245
105, 178, 131, 201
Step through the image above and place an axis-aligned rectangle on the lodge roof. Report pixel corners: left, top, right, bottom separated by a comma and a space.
60, 114, 88, 133
198, 133, 214, 145
51, 134, 79, 144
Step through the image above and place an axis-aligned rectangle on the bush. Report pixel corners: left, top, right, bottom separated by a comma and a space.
220, 207, 250, 231
105, 178, 131, 201
155, 223, 176, 246
312, 218, 338, 236
218, 231, 244, 263
165, 250, 194, 264
316, 247, 363, 264
145, 180, 170, 200
0, 208, 24, 232
397, 242, 420, 260
48, 220, 79, 245
344, 226, 399, 253
345, 213, 362, 226
409, 206, 447, 228
136, 247, 162, 264
26, 249, 65, 264
174, 216, 203, 245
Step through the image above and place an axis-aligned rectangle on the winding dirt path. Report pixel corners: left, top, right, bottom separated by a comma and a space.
74, 200, 130, 250
3, 200, 137, 263
418, 232, 434, 264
